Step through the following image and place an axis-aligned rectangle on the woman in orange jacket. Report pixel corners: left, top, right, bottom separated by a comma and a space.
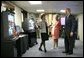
51, 14, 61, 49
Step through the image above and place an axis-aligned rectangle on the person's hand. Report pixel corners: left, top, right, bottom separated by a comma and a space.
70, 32, 73, 37
48, 25, 51, 28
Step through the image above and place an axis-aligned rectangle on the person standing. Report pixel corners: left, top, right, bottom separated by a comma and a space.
51, 14, 61, 49
28, 17, 38, 47
38, 14, 49, 53
62, 8, 76, 55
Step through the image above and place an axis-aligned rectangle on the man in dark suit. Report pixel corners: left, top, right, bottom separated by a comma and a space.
62, 8, 76, 55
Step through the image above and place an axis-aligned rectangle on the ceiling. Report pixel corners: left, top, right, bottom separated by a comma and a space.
11, 1, 83, 14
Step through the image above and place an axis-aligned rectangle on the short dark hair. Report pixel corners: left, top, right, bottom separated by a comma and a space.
41, 14, 45, 19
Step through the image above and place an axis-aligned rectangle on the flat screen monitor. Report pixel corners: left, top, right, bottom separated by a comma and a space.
8, 14, 15, 36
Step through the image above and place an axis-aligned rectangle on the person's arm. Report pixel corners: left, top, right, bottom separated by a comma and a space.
35, 22, 38, 29
47, 22, 52, 28
70, 15, 76, 37
59, 20, 61, 30
48, 25, 52, 28
38, 22, 42, 29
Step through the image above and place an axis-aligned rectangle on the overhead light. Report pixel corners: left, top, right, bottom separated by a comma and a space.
60, 10, 65, 13
36, 10, 44, 12
29, 1, 42, 5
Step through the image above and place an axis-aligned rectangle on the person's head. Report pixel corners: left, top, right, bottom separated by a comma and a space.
55, 14, 60, 21
65, 8, 71, 15
41, 14, 45, 21
31, 17, 34, 21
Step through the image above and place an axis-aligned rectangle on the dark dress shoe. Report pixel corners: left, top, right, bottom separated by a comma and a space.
62, 51, 69, 53
39, 48, 42, 51
66, 52, 73, 55
44, 50, 47, 53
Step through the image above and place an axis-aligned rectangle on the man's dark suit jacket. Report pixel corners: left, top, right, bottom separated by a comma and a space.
65, 14, 76, 37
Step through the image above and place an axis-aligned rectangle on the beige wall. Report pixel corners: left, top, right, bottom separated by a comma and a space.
77, 14, 83, 41
14, 6, 22, 28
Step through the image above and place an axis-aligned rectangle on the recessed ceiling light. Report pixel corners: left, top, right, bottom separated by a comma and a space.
36, 10, 44, 12
29, 1, 42, 5
60, 10, 65, 13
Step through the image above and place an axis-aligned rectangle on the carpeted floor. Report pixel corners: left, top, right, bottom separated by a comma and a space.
22, 37, 83, 57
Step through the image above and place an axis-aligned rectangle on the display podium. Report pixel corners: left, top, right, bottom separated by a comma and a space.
1, 34, 29, 57
16, 34, 29, 57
